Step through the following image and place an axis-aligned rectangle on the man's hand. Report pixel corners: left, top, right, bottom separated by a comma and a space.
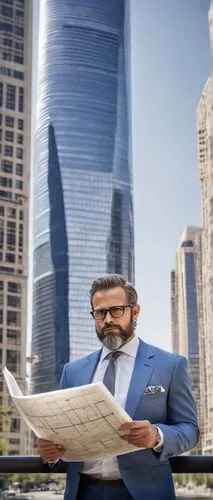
119, 420, 158, 448
37, 439, 65, 463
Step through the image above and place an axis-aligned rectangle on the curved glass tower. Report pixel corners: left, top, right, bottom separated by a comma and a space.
32, 0, 134, 393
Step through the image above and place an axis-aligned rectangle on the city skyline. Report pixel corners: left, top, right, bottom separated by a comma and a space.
29, 1, 212, 355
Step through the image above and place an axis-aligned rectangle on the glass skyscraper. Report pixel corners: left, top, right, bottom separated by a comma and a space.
31, 0, 134, 393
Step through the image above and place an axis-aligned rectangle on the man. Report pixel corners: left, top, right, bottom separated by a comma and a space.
37, 274, 199, 500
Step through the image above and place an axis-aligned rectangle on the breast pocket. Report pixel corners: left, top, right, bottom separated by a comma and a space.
135, 392, 167, 422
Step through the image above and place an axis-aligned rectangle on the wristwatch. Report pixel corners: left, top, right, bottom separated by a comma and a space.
153, 425, 164, 452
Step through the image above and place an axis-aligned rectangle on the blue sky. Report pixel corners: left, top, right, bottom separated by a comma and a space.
30, 0, 211, 353
132, 0, 211, 350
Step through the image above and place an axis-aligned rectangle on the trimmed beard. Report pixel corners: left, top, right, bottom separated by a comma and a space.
96, 313, 134, 350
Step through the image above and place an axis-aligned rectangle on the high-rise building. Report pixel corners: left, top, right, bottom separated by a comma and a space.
171, 269, 179, 353
197, 75, 213, 455
31, 0, 134, 393
171, 227, 202, 453
0, 0, 32, 454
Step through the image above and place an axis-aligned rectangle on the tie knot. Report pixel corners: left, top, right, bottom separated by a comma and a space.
106, 351, 122, 362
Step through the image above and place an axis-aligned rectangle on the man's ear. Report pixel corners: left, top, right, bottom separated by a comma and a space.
133, 303, 140, 320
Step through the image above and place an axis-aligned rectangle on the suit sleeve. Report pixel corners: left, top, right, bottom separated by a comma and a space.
156, 355, 199, 461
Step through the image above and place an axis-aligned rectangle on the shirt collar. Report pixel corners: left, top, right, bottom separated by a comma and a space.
100, 335, 139, 362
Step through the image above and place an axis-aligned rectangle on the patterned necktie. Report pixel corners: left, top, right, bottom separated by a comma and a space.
103, 351, 122, 395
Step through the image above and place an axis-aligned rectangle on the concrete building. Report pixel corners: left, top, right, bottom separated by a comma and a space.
171, 227, 202, 454
197, 75, 213, 455
0, 0, 32, 454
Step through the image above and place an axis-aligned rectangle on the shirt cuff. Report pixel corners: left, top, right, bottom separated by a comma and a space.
153, 425, 164, 452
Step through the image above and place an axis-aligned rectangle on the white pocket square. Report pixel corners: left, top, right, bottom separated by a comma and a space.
143, 385, 165, 394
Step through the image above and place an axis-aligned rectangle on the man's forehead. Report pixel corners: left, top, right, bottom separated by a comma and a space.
93, 287, 127, 306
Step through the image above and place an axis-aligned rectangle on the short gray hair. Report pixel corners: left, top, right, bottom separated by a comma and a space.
90, 274, 138, 307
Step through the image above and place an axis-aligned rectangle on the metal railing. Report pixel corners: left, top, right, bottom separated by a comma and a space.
0, 456, 212, 474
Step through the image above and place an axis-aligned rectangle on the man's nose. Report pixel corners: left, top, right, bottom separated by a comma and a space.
104, 310, 113, 321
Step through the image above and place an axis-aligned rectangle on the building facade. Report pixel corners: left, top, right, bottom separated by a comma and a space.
0, 0, 32, 454
171, 227, 202, 453
31, 0, 134, 393
197, 75, 213, 455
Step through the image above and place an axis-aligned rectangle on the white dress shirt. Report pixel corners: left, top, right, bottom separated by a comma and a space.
81, 335, 139, 479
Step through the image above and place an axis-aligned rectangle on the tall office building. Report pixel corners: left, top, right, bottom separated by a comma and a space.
0, 0, 32, 454
31, 0, 134, 393
170, 269, 179, 353
171, 227, 202, 453
197, 75, 213, 454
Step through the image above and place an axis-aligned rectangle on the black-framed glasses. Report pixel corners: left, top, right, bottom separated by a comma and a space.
90, 305, 132, 321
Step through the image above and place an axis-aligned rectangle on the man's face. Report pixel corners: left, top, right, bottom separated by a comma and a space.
92, 287, 140, 350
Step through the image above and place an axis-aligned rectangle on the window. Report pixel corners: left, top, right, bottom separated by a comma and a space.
7, 295, 20, 308
0, 282, 3, 290
0, 177, 12, 188
8, 294, 21, 308
5, 116, 14, 128
18, 87, 24, 112
14, 42, 23, 52
14, 54, 23, 64
3, 52, 12, 62
1, 6, 13, 18
19, 210, 23, 220
16, 180, 22, 190
7, 221, 16, 249
0, 310, 3, 324
1, 160, 13, 174
4, 145, 13, 157
0, 83, 3, 107
5, 130, 13, 142
0, 294, 3, 306
0, 115, 2, 126
16, 0, 24, 7
6, 84, 16, 111
8, 282, 21, 293
0, 23, 12, 33
15, 9, 24, 19
17, 118, 23, 130
17, 133, 23, 144
10, 418, 20, 433
13, 70, 23, 80
0, 191, 12, 200
16, 147, 23, 159
7, 311, 20, 326
0, 220, 4, 248
16, 163, 23, 176
7, 330, 20, 346
0, 66, 11, 77
3, 38, 12, 48
0, 208, 4, 216
14, 26, 24, 37
7, 207, 16, 218
6, 253, 15, 263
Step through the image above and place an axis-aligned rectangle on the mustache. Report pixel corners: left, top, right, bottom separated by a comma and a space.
102, 324, 122, 333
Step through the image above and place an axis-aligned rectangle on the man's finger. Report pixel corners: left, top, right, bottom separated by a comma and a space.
120, 420, 150, 431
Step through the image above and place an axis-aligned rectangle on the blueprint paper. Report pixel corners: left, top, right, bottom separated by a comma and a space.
3, 367, 143, 460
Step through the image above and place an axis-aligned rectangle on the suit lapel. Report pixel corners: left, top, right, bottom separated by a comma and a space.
125, 339, 156, 418
77, 349, 102, 386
